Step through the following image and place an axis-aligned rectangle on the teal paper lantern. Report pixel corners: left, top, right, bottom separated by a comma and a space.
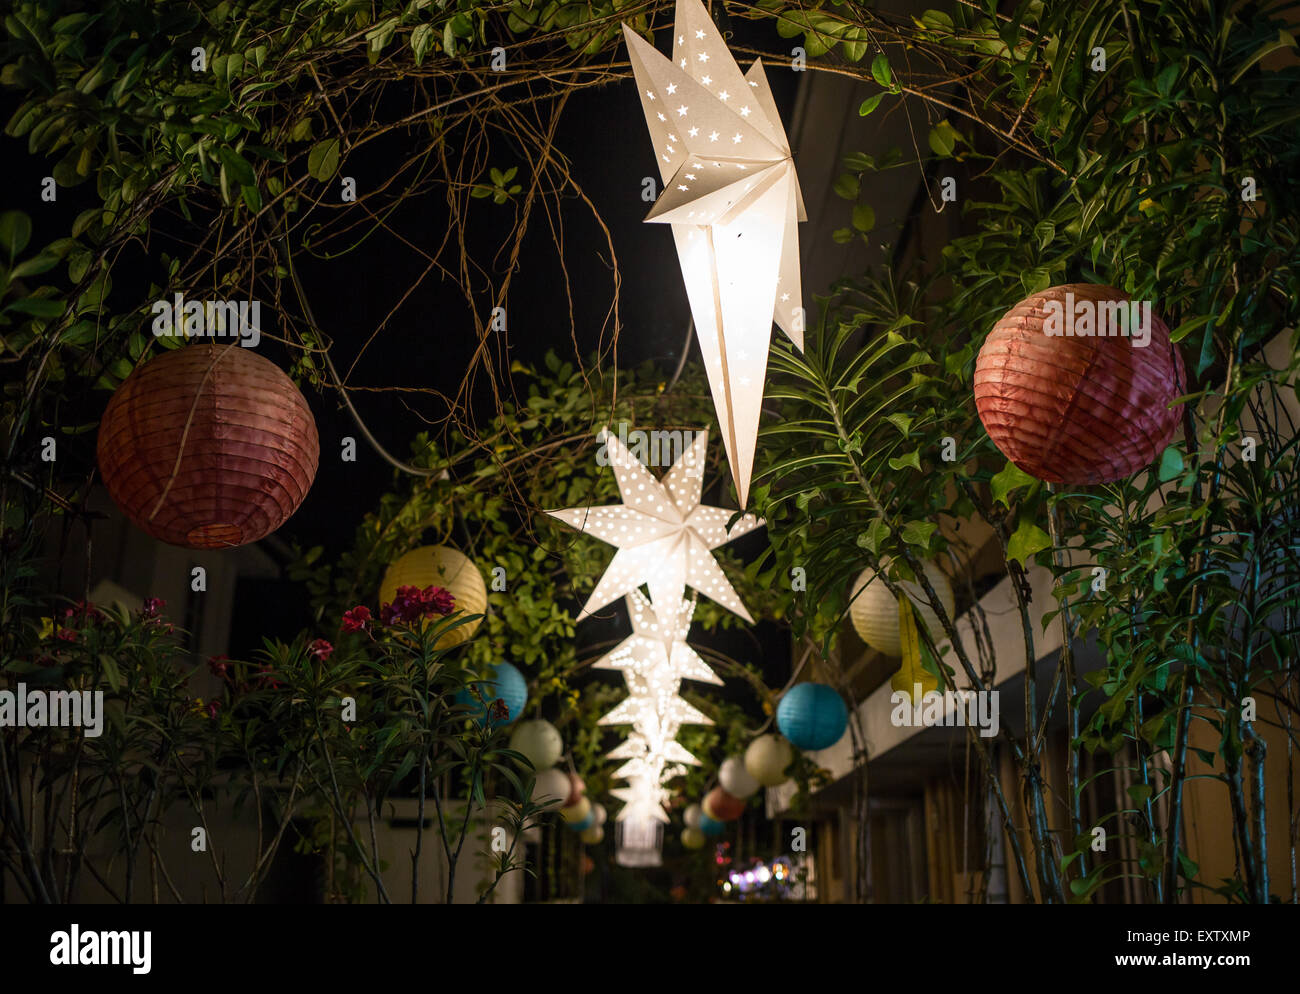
776, 683, 848, 751
456, 662, 528, 726
570, 811, 596, 832
698, 813, 725, 836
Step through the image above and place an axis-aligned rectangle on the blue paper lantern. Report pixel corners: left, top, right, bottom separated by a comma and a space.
570, 811, 595, 832
698, 813, 725, 836
455, 662, 527, 727
776, 683, 848, 751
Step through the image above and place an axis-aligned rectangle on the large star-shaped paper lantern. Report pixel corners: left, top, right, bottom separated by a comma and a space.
622, 0, 806, 508
547, 428, 763, 625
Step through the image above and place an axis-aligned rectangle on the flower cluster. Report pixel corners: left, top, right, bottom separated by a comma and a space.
341, 605, 372, 634
376, 585, 455, 627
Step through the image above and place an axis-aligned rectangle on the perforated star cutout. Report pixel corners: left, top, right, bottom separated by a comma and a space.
622, 0, 807, 508
546, 428, 763, 624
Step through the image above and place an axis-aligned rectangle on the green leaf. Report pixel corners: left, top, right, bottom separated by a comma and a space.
216, 147, 256, 186
856, 518, 890, 556
991, 460, 1037, 507
901, 519, 937, 548
99, 653, 122, 693
5, 297, 65, 318
851, 203, 875, 232
9, 252, 60, 280
307, 138, 340, 181
1007, 518, 1051, 566
832, 173, 859, 200
1127, 783, 1152, 806
871, 53, 892, 88
858, 92, 884, 116
928, 120, 961, 157
0, 211, 32, 259
888, 450, 922, 472
831, 227, 854, 244
1156, 446, 1183, 482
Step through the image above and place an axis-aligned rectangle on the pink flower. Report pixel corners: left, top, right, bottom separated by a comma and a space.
378, 585, 455, 626
207, 700, 220, 719
55, 627, 78, 643
310, 639, 334, 661
254, 664, 282, 690
141, 597, 165, 619
63, 600, 103, 624
207, 655, 230, 680
420, 585, 455, 617
341, 606, 372, 634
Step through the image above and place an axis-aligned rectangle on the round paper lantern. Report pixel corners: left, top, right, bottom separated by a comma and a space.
569, 811, 595, 832
531, 767, 571, 808
379, 545, 487, 648
744, 735, 793, 787
581, 824, 604, 845
564, 773, 586, 808
849, 559, 955, 657
681, 827, 706, 850
777, 683, 848, 751
509, 719, 563, 770
97, 344, 319, 549
703, 786, 746, 822
683, 803, 703, 829
592, 803, 607, 827
561, 796, 592, 825
698, 813, 725, 836
974, 283, 1185, 485
719, 756, 761, 799
454, 661, 527, 726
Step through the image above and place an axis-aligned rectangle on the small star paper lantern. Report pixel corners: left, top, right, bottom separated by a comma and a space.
547, 428, 762, 626
622, 0, 807, 508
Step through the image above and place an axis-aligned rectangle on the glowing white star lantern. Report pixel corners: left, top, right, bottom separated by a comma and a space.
622, 0, 806, 508
546, 428, 762, 626
594, 591, 723, 688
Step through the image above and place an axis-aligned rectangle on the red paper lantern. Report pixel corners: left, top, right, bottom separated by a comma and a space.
703, 786, 746, 822
974, 284, 1185, 485
97, 344, 319, 549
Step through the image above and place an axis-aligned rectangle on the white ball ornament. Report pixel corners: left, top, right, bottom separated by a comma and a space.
849, 558, 955, 657
531, 767, 571, 808
719, 756, 761, 799
592, 803, 607, 827
744, 734, 793, 787
509, 719, 563, 770
683, 803, 703, 829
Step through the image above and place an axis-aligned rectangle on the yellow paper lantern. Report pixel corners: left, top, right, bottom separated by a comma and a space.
849, 558, 954, 657
378, 545, 487, 649
581, 824, 605, 845
681, 827, 706, 850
